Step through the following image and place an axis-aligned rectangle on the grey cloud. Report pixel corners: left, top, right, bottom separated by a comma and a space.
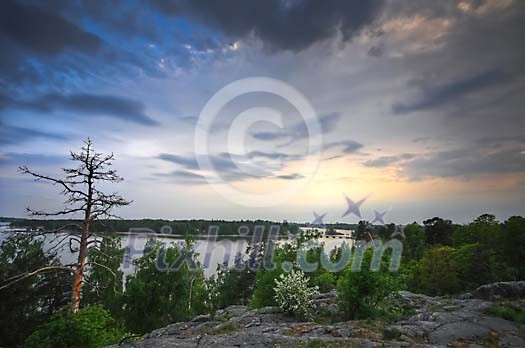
153, 169, 207, 184
157, 151, 305, 183
276, 173, 305, 180
324, 140, 364, 154
0, 0, 101, 55
0, 120, 70, 145
401, 145, 525, 180
393, 69, 512, 114
158, 152, 269, 181
158, 154, 199, 170
2, 93, 158, 126
368, 45, 384, 57
245, 151, 303, 161
150, 0, 385, 51
251, 112, 342, 143
0, 152, 66, 167
363, 153, 414, 167
412, 137, 432, 143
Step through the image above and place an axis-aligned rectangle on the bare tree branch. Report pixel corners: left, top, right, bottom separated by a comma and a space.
0, 266, 75, 291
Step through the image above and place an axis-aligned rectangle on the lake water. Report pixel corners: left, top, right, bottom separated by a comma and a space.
0, 224, 353, 278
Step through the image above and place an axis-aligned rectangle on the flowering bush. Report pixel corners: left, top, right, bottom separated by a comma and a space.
273, 270, 319, 319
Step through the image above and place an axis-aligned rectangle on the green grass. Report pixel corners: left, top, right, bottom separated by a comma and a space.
486, 303, 525, 324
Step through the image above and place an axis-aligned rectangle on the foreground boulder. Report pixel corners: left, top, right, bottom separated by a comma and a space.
471, 281, 525, 301
117, 282, 525, 348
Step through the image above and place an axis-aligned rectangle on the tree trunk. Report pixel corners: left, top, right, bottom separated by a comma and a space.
71, 221, 90, 313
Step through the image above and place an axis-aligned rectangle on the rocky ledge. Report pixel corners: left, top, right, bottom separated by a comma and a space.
118, 282, 525, 348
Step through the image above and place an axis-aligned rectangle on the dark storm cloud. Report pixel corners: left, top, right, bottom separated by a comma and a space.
0, 0, 101, 89
401, 136, 525, 180
1, 93, 158, 126
392, 69, 512, 114
150, 0, 385, 51
400, 142, 525, 180
0, 0, 101, 55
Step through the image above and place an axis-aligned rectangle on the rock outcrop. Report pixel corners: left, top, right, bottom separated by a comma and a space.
118, 282, 525, 348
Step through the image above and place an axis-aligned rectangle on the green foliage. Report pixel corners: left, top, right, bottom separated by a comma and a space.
355, 221, 373, 241
206, 254, 256, 310
411, 246, 461, 296
423, 217, 453, 246
7, 218, 298, 236
0, 235, 71, 347
24, 305, 124, 348
83, 237, 125, 320
453, 214, 501, 247
502, 216, 525, 279
250, 243, 296, 308
402, 223, 426, 262
337, 249, 403, 320
122, 238, 207, 333
312, 272, 337, 292
452, 243, 501, 290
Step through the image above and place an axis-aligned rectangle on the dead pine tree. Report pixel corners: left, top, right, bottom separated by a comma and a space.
18, 138, 131, 313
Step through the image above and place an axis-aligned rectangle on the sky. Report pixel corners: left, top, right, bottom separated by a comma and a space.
1, 0, 524, 224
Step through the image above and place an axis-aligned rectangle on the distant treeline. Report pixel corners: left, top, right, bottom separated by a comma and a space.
0, 217, 306, 236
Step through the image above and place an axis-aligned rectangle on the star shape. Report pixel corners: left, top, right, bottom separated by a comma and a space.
311, 211, 327, 226
342, 193, 370, 219
372, 208, 390, 225
391, 225, 406, 239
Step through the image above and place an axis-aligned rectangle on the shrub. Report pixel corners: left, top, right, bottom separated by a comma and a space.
313, 272, 337, 293
413, 246, 461, 296
337, 249, 403, 320
24, 305, 124, 348
273, 269, 319, 319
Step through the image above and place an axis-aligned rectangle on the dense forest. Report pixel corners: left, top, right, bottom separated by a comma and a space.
0, 213, 524, 347
0, 217, 303, 236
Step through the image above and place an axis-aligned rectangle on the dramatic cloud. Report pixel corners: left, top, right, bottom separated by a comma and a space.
1, 93, 158, 126
0, 0, 101, 55
401, 143, 525, 180
151, 0, 384, 51
393, 69, 512, 114
157, 151, 305, 183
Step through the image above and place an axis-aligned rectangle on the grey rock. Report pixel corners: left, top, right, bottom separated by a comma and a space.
191, 314, 211, 322
429, 321, 489, 345
500, 334, 525, 348
471, 281, 525, 301
117, 285, 525, 348
214, 305, 248, 320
